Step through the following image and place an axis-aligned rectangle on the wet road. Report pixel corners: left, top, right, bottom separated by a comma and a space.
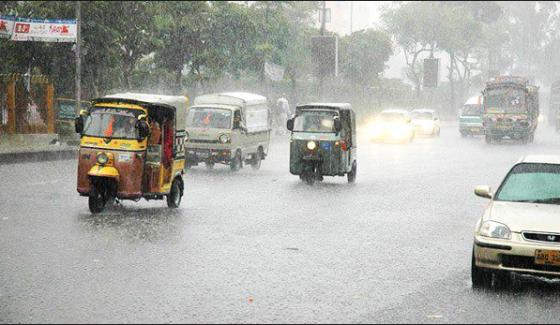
2, 125, 560, 323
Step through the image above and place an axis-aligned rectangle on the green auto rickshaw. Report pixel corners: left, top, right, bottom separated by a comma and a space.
287, 103, 357, 185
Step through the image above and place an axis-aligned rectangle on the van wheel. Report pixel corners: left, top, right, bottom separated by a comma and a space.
347, 161, 357, 183
471, 248, 491, 289
88, 186, 106, 214
230, 151, 242, 171
167, 179, 182, 208
251, 149, 263, 170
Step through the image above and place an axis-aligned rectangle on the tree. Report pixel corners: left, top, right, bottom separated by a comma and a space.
339, 29, 393, 93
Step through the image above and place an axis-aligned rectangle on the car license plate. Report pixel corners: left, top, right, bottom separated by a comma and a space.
198, 151, 210, 158
472, 128, 480, 132
535, 249, 560, 266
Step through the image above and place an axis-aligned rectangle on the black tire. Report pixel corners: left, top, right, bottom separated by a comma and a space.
166, 179, 182, 208
88, 186, 106, 214
304, 172, 315, 185
529, 133, 535, 143
435, 127, 441, 137
485, 135, 492, 144
347, 161, 357, 183
461, 131, 468, 138
471, 248, 492, 289
230, 151, 242, 171
250, 149, 262, 170
205, 161, 215, 170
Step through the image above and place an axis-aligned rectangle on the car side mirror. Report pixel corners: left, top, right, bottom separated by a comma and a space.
137, 120, 150, 140
474, 185, 493, 199
334, 118, 342, 132
287, 118, 294, 131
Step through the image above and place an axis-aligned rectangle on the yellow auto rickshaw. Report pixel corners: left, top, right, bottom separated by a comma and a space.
74, 93, 189, 213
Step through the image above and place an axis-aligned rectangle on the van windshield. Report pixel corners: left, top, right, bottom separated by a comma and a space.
83, 107, 140, 140
187, 107, 232, 129
462, 105, 482, 116
293, 110, 337, 133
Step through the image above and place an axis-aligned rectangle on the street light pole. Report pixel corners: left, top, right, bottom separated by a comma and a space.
75, 1, 81, 114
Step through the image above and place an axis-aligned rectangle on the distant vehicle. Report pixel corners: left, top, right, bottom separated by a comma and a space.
411, 109, 440, 137
185, 92, 270, 171
286, 103, 357, 185
368, 109, 415, 143
459, 95, 484, 137
74, 93, 189, 213
472, 155, 560, 288
482, 76, 539, 144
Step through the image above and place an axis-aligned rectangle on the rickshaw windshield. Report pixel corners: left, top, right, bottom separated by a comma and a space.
83, 107, 140, 140
187, 107, 232, 129
294, 110, 337, 133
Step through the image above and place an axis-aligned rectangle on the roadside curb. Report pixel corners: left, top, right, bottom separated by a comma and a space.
0, 148, 78, 165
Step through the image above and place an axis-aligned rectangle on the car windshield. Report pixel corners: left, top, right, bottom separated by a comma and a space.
83, 107, 140, 140
484, 88, 526, 113
187, 107, 232, 129
462, 105, 482, 116
411, 112, 433, 120
380, 112, 407, 123
496, 163, 560, 204
293, 110, 337, 133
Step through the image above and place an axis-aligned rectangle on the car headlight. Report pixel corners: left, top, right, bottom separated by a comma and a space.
479, 221, 511, 240
97, 152, 109, 165
307, 141, 317, 150
219, 134, 230, 144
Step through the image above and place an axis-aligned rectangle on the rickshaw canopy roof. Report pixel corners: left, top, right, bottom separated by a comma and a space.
296, 103, 353, 112
94, 93, 189, 130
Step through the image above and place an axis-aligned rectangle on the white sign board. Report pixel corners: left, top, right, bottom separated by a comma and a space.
11, 17, 77, 43
0, 15, 15, 39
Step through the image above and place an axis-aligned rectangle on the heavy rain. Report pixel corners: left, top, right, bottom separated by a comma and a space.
2, 1, 560, 323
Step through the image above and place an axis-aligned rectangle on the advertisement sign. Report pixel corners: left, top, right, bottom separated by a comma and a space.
0, 15, 15, 39
423, 58, 440, 88
11, 17, 77, 43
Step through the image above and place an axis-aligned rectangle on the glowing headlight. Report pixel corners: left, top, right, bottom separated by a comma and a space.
479, 221, 511, 240
97, 152, 109, 165
219, 134, 231, 144
307, 141, 317, 150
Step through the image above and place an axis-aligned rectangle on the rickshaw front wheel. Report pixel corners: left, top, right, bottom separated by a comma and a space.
167, 179, 182, 208
88, 187, 106, 214
347, 161, 357, 183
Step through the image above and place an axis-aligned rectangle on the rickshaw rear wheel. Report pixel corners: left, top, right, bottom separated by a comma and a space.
348, 161, 357, 183
88, 186, 106, 214
250, 149, 263, 170
167, 179, 182, 208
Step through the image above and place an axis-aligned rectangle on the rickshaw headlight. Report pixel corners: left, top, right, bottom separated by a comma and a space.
307, 141, 317, 150
219, 134, 231, 144
97, 152, 109, 165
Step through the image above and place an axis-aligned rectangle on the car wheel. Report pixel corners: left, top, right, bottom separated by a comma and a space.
166, 179, 182, 208
471, 248, 492, 289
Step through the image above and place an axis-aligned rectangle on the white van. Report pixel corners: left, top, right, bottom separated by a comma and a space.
185, 92, 270, 171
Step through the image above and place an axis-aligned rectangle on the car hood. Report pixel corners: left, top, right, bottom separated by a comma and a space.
486, 201, 560, 233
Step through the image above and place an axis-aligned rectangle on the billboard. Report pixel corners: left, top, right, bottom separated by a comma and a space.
10, 17, 77, 43
423, 58, 439, 88
312, 36, 338, 78
0, 15, 15, 39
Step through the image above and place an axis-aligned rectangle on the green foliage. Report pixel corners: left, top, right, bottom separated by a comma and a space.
339, 29, 393, 87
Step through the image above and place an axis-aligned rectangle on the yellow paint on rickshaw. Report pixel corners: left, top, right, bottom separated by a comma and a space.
80, 136, 147, 151
87, 165, 120, 180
